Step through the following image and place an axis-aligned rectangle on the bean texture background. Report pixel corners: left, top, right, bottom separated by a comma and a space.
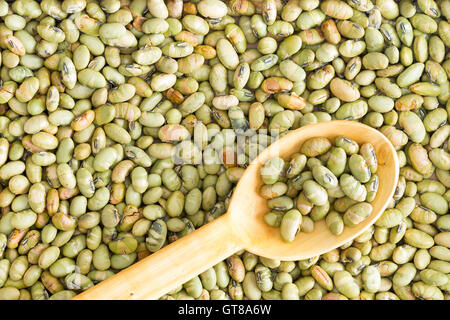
0, 0, 448, 301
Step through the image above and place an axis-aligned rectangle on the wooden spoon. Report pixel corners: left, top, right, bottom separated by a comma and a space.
74, 120, 399, 300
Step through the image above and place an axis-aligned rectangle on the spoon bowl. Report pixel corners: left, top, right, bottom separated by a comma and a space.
227, 120, 399, 260
74, 120, 398, 300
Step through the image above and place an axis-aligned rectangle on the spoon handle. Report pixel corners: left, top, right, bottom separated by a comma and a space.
73, 214, 241, 300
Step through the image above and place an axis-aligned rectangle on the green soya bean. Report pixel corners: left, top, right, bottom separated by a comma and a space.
368, 95, 394, 113
359, 143, 377, 173
211, 261, 229, 290
429, 148, 450, 170
199, 267, 217, 291
88, 187, 110, 211
145, 219, 167, 253
264, 211, 283, 227
38, 246, 60, 269
9, 256, 28, 281
23, 265, 42, 288
87, 270, 115, 284
267, 196, 293, 211
93, 147, 117, 172
260, 157, 284, 185
420, 193, 448, 215
92, 244, 110, 271
312, 165, 338, 189
242, 272, 261, 300
216, 39, 238, 70
375, 208, 403, 228
302, 180, 328, 206
300, 137, 332, 157
59, 56, 77, 89
0, 287, 20, 300
343, 202, 373, 227
419, 269, 448, 287
254, 264, 272, 293
404, 229, 435, 249
110, 253, 137, 270
104, 123, 131, 144
326, 211, 344, 236
65, 273, 94, 291
57, 163, 76, 189
397, 63, 424, 88
260, 182, 287, 200
0, 257, 9, 285
286, 153, 306, 178
333, 270, 360, 299
348, 154, 371, 183
326, 147, 346, 176
183, 276, 203, 298
10, 210, 37, 229
362, 52, 389, 70
251, 54, 278, 72
280, 210, 301, 242
399, 111, 426, 143
365, 175, 379, 202
335, 137, 359, 155
340, 174, 367, 202
362, 265, 381, 293
335, 100, 368, 120
124, 146, 152, 167
48, 290, 76, 300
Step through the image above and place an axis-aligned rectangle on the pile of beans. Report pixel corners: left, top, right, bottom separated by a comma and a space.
0, 0, 448, 300
259, 136, 379, 242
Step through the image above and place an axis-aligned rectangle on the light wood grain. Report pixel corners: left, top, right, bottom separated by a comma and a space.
73, 120, 399, 300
